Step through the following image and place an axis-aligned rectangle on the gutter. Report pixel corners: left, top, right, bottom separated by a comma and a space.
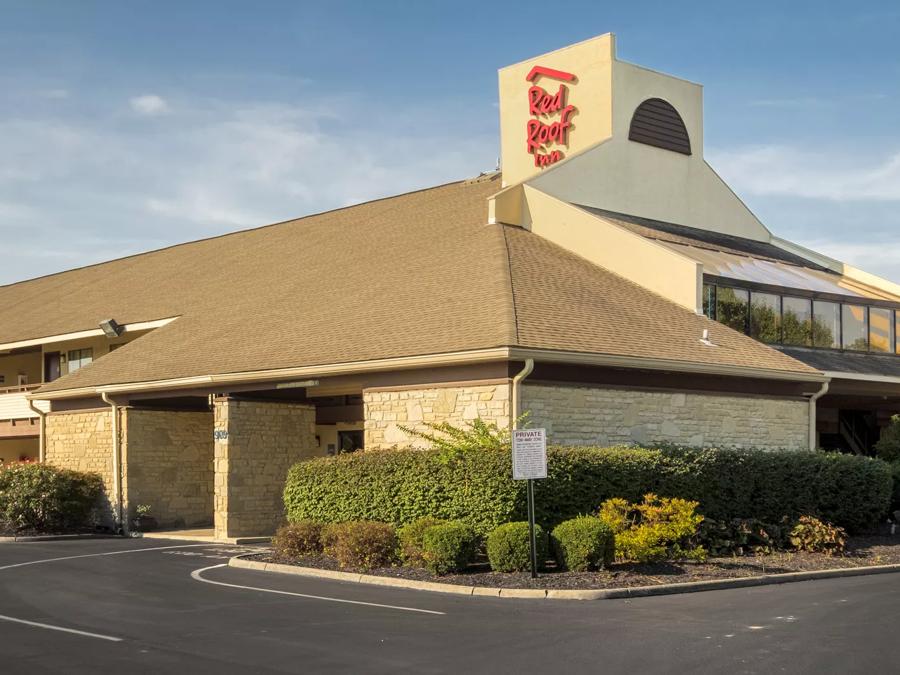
100, 392, 124, 534
26, 399, 47, 463
807, 381, 830, 451
26, 346, 828, 402
511, 359, 534, 431
821, 371, 900, 386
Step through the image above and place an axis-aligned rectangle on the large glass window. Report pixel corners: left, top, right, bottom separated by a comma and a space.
842, 305, 869, 351
67, 348, 93, 373
704, 282, 900, 356
750, 292, 781, 343
813, 300, 841, 349
716, 287, 748, 334
782, 297, 812, 346
870, 307, 893, 353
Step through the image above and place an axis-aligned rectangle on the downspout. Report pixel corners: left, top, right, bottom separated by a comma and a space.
511, 359, 534, 431
808, 381, 830, 451
26, 399, 47, 463
101, 392, 124, 533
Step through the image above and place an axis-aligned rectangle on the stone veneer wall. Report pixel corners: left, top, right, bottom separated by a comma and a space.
122, 409, 214, 528
44, 410, 116, 524
214, 398, 317, 539
364, 383, 511, 450
522, 384, 809, 449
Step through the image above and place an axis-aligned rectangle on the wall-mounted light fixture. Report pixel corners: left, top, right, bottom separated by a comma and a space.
99, 318, 124, 338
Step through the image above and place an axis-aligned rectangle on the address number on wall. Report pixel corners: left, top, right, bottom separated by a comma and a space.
214, 429, 228, 441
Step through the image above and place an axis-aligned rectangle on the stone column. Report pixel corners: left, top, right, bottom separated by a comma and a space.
213, 398, 317, 540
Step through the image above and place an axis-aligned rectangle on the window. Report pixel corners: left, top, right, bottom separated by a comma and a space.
67, 348, 93, 373
702, 283, 716, 320
782, 297, 812, 346
842, 305, 868, 351
716, 287, 748, 334
704, 282, 900, 356
337, 430, 364, 454
750, 292, 781, 343
813, 301, 841, 349
870, 308, 893, 353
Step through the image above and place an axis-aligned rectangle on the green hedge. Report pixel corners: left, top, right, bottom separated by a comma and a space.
283, 446, 893, 535
0, 463, 103, 533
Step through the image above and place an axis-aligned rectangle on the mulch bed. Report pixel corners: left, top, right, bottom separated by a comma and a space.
249, 535, 900, 590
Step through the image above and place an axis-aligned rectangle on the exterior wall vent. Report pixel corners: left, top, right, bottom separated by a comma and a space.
628, 98, 692, 155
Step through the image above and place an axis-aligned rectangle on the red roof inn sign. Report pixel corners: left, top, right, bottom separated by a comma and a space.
525, 65, 577, 168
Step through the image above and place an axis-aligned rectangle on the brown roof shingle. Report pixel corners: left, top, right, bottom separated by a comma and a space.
1, 174, 816, 395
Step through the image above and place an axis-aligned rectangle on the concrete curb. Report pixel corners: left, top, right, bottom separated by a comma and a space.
0, 533, 121, 543
228, 555, 900, 600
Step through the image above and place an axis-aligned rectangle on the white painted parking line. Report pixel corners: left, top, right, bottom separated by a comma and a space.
0, 613, 123, 642
0, 543, 226, 572
192, 564, 446, 616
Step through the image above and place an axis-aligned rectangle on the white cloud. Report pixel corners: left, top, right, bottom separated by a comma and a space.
709, 145, 900, 201
129, 94, 171, 116
0, 95, 496, 284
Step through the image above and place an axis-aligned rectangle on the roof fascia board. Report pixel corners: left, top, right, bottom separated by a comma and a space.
0, 317, 178, 353
509, 348, 828, 384
29, 348, 516, 400
31, 345, 826, 401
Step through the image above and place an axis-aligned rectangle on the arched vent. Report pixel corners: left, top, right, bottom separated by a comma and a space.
628, 98, 691, 155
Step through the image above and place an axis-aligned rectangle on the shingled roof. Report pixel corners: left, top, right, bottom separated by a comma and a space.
0, 173, 818, 396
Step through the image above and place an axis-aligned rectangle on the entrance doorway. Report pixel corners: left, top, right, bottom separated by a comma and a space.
44, 352, 61, 382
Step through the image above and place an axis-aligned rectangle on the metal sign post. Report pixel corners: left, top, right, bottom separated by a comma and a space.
512, 428, 547, 579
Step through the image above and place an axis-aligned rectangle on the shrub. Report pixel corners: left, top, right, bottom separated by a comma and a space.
272, 520, 323, 559
0, 463, 102, 533
285, 449, 520, 536
551, 516, 615, 571
283, 446, 893, 537
698, 518, 790, 557
789, 516, 846, 555
321, 521, 398, 570
420, 521, 479, 575
398, 516, 448, 566
875, 416, 900, 463
486, 522, 547, 573
890, 462, 900, 516
597, 494, 706, 563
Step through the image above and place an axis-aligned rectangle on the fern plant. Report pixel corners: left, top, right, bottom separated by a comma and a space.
400, 414, 530, 463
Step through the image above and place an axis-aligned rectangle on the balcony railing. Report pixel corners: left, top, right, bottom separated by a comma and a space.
0, 384, 50, 421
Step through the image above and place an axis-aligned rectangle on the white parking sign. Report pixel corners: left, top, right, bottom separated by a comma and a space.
512, 428, 547, 480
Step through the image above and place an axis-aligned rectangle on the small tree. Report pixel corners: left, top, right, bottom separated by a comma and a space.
875, 415, 900, 463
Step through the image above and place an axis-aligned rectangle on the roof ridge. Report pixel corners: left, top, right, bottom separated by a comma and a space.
0, 178, 472, 290
499, 223, 521, 346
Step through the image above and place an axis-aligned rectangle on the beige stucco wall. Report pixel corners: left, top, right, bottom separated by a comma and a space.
364, 383, 511, 450
44, 409, 116, 523
214, 399, 318, 539
122, 409, 213, 528
519, 185, 703, 311
498, 34, 615, 186
522, 384, 809, 450
0, 437, 39, 463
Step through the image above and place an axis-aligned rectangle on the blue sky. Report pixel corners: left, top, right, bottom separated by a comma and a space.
2, 0, 899, 284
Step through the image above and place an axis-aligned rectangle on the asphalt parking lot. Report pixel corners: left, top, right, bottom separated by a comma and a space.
0, 537, 897, 674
